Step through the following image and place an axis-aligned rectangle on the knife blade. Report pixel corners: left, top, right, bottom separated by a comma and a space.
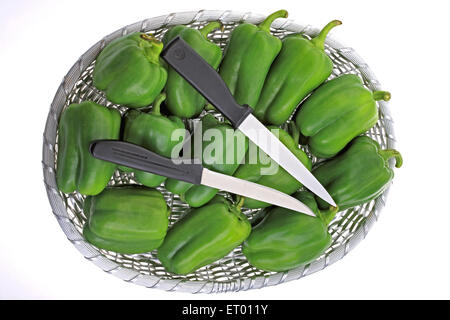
161, 36, 336, 207
89, 140, 315, 216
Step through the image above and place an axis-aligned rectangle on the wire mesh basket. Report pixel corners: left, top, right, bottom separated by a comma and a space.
42, 10, 396, 293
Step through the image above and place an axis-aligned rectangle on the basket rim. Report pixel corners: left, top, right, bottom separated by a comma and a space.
42, 9, 395, 294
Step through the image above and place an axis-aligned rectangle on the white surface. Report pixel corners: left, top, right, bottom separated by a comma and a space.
1, 0, 449, 299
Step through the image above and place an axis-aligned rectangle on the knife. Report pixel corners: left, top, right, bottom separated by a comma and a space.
89, 140, 315, 216
161, 36, 336, 207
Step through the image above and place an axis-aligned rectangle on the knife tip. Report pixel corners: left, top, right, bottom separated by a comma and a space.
327, 197, 337, 208
317, 193, 337, 208
305, 207, 316, 217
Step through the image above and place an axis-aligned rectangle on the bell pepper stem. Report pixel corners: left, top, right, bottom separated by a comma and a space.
319, 206, 339, 225
258, 10, 288, 33
140, 33, 164, 64
140, 33, 158, 41
379, 149, 403, 168
199, 21, 223, 38
151, 93, 166, 115
288, 122, 300, 145
235, 196, 245, 210
311, 20, 342, 51
373, 91, 391, 102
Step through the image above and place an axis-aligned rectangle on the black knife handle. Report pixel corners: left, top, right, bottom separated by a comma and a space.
89, 140, 203, 184
161, 36, 252, 128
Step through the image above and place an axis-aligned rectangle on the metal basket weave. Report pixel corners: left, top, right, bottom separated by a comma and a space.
42, 10, 396, 293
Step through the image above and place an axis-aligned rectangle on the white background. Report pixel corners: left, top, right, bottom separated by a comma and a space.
1, 0, 449, 299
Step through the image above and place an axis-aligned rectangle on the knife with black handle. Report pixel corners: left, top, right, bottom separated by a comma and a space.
90, 140, 315, 216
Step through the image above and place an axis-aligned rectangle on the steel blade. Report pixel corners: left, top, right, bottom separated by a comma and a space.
238, 114, 337, 207
201, 169, 315, 216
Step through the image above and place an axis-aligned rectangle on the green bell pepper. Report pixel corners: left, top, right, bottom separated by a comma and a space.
163, 22, 223, 118
243, 191, 337, 272
83, 185, 170, 254
234, 123, 312, 208
121, 93, 185, 187
93, 33, 167, 108
313, 136, 403, 210
219, 10, 288, 108
164, 114, 248, 207
56, 101, 121, 195
158, 196, 250, 275
254, 20, 341, 125
295, 74, 391, 158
